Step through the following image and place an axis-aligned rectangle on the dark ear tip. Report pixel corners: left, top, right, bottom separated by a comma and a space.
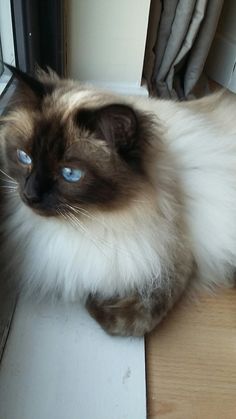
3, 62, 15, 72
3, 62, 28, 78
2, 62, 50, 98
3, 62, 22, 77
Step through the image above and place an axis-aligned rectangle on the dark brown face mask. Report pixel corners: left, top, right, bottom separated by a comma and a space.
1, 64, 151, 217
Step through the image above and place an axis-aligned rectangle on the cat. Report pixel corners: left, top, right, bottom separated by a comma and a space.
0, 64, 235, 336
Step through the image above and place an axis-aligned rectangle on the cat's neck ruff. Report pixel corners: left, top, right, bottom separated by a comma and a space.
4, 194, 178, 301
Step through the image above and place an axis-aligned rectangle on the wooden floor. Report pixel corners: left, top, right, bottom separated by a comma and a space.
146, 289, 236, 419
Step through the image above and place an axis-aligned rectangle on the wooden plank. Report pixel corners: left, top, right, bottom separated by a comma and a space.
146, 290, 236, 419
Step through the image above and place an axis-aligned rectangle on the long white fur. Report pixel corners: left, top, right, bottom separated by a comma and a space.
146, 92, 236, 289
2, 192, 180, 300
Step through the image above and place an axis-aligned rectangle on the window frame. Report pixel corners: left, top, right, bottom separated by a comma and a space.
0, 0, 65, 111
11, 0, 65, 75
0, 0, 15, 97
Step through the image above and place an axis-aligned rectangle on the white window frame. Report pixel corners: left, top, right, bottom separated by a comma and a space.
0, 0, 15, 95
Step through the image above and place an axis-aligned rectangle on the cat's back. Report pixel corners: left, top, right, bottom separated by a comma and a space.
163, 91, 236, 287
184, 90, 236, 136
135, 90, 236, 288
132, 89, 236, 137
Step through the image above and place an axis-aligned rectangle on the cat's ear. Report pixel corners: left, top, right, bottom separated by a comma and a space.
4, 63, 54, 98
77, 104, 138, 148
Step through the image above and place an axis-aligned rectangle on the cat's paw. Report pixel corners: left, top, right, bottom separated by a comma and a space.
86, 294, 163, 337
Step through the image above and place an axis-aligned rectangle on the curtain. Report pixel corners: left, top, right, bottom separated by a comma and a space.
151, 0, 224, 99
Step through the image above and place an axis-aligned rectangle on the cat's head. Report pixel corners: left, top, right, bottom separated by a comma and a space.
0, 65, 153, 217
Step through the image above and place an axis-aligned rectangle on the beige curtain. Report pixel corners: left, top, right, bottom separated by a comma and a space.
151, 0, 224, 99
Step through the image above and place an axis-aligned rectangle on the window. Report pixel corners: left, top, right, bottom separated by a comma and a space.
0, 0, 15, 95
0, 0, 65, 103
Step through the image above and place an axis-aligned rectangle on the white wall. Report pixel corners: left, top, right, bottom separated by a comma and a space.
67, 0, 151, 94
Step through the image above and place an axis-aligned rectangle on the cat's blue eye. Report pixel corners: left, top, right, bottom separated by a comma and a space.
61, 167, 83, 182
17, 149, 32, 165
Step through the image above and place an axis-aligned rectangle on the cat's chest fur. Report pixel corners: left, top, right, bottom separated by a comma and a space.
4, 197, 172, 300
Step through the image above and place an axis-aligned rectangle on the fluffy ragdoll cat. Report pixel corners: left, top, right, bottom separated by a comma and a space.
0, 65, 235, 336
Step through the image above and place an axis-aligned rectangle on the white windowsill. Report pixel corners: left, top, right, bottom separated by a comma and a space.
0, 298, 147, 419
0, 69, 12, 96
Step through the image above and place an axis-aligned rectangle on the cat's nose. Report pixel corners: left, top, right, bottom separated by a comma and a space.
23, 174, 41, 204
23, 189, 40, 204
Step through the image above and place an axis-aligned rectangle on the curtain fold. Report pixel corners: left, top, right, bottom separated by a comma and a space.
151, 0, 224, 99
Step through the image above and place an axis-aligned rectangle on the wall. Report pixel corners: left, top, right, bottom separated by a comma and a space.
67, 0, 151, 94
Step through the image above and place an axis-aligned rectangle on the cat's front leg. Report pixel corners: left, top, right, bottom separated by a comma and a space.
86, 290, 176, 337
86, 259, 195, 336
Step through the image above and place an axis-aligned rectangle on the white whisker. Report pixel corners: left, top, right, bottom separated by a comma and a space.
59, 202, 134, 258
0, 168, 16, 183
64, 203, 107, 228
0, 185, 17, 190
67, 213, 90, 235
0, 177, 17, 185
58, 205, 109, 257
1, 189, 18, 195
